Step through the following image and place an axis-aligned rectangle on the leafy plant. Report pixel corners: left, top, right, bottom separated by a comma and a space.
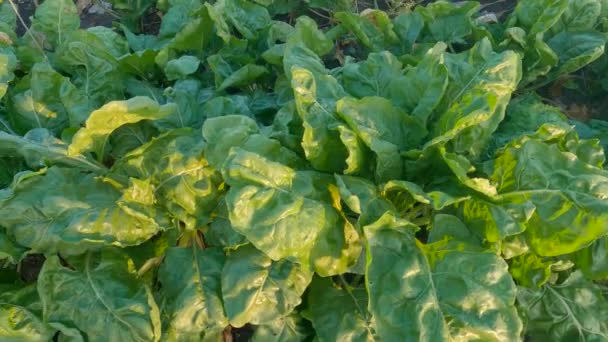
1, 0, 608, 340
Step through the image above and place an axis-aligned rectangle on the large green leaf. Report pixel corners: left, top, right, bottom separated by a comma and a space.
0, 129, 105, 172
337, 96, 427, 182
290, 67, 349, 173
304, 277, 372, 342
0, 228, 26, 265
54, 30, 125, 107
112, 128, 223, 230
68, 97, 175, 159
492, 132, 608, 256
365, 212, 523, 341
157, 246, 228, 341
222, 245, 312, 327
517, 271, 608, 341
223, 148, 361, 276
251, 312, 312, 342
510, 0, 568, 35
415, 1, 480, 44
38, 251, 161, 342
30, 0, 80, 48
0, 167, 163, 255
334, 10, 398, 52
8, 63, 91, 135
547, 31, 606, 76
430, 39, 522, 158
0, 284, 55, 342
202, 115, 305, 170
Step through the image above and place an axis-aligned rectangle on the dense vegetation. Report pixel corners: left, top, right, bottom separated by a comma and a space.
1, 0, 608, 340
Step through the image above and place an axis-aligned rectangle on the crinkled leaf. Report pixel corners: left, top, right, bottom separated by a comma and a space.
223, 149, 361, 276
291, 67, 349, 173
30, 0, 80, 48
337, 96, 427, 181
305, 276, 372, 342
0, 129, 105, 172
8, 63, 91, 135
0, 285, 55, 341
431, 39, 521, 158
221, 245, 312, 327
416, 1, 480, 44
547, 31, 606, 77
517, 271, 608, 341
0, 167, 162, 255
510, 0, 568, 35
251, 312, 313, 342
68, 97, 175, 159
157, 246, 228, 341
112, 128, 223, 230
365, 213, 523, 341
0, 228, 26, 265
493, 136, 608, 256
38, 251, 161, 342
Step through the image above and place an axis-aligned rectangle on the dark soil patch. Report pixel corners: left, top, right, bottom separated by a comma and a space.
19, 254, 45, 282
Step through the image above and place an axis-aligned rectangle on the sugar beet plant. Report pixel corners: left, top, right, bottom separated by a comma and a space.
1, 0, 608, 340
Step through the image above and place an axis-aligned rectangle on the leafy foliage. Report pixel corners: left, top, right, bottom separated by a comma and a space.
0, 0, 608, 340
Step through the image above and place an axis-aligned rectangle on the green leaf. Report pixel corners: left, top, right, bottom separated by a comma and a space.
54, 30, 125, 107
572, 236, 608, 280
335, 10, 398, 52
0, 129, 105, 172
0, 167, 163, 255
38, 251, 161, 342
416, 1, 480, 44
0, 52, 16, 100
547, 31, 606, 76
517, 271, 608, 341
202, 115, 305, 171
215, 0, 271, 39
68, 97, 176, 159
221, 245, 312, 327
431, 39, 522, 158
337, 96, 427, 182
163, 55, 200, 81
305, 276, 372, 342
492, 136, 608, 256
0, 285, 56, 341
159, 0, 203, 39
400, 43, 449, 124
218, 64, 268, 91
8, 63, 91, 134
87, 27, 130, 58
30, 0, 80, 48
392, 12, 424, 53
154, 80, 203, 130
510, 0, 568, 36
251, 312, 313, 342
112, 128, 223, 230
291, 16, 333, 56
205, 198, 248, 248
364, 212, 523, 341
158, 246, 228, 341
0, 228, 26, 265
223, 149, 361, 276
364, 212, 450, 341
335, 175, 395, 227
552, 0, 602, 32
291, 67, 349, 173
